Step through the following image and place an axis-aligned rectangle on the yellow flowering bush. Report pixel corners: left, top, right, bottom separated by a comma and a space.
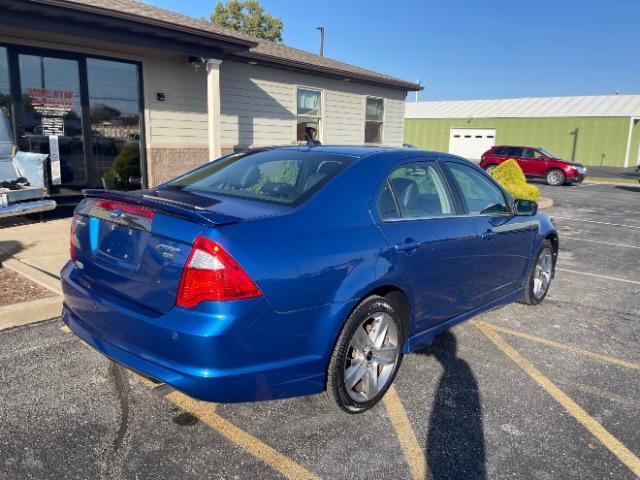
490, 159, 540, 201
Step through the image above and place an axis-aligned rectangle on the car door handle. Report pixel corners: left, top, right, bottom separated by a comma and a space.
394, 239, 421, 253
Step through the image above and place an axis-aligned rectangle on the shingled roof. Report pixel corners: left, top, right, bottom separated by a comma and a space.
32, 0, 421, 91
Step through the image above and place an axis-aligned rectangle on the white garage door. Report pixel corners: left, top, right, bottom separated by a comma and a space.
448, 128, 496, 161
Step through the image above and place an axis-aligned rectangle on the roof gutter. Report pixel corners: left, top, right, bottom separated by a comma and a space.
234, 52, 423, 91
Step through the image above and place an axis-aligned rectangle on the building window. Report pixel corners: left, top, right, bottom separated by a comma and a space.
365, 97, 384, 143
296, 88, 321, 142
0, 47, 13, 151
87, 58, 142, 190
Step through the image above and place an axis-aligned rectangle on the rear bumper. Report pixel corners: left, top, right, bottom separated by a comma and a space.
61, 262, 330, 403
0, 199, 56, 218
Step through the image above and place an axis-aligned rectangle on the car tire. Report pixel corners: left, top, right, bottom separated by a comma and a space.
545, 169, 565, 186
521, 240, 554, 305
485, 165, 497, 174
325, 295, 405, 414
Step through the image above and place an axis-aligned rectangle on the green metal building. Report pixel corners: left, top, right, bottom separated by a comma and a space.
404, 95, 640, 168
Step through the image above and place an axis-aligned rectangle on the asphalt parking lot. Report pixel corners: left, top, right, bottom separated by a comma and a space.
1, 183, 639, 480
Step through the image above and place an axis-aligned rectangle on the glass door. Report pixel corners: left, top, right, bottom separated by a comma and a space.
17, 53, 87, 190
87, 58, 142, 190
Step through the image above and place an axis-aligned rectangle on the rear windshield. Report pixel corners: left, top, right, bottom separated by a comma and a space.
162, 149, 354, 205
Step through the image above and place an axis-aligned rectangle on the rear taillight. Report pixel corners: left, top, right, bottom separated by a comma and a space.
176, 236, 262, 308
70, 217, 77, 262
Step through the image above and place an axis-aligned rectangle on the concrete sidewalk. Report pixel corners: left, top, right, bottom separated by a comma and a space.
0, 218, 69, 329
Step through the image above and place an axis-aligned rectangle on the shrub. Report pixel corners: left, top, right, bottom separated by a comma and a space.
489, 159, 540, 201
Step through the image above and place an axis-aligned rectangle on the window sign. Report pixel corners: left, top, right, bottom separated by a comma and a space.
48, 135, 62, 185
27, 88, 74, 117
42, 117, 64, 136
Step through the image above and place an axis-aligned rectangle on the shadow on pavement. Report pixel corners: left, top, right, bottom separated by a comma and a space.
416, 331, 486, 480
614, 185, 640, 193
0, 204, 75, 229
0, 240, 24, 264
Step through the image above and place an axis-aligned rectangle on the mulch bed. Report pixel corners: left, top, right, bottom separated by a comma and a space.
0, 267, 56, 307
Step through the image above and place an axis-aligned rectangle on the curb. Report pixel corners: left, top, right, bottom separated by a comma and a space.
0, 296, 63, 331
1, 258, 62, 295
583, 178, 638, 186
538, 197, 553, 210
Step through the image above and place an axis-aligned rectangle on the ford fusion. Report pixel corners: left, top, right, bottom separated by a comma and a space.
62, 146, 558, 413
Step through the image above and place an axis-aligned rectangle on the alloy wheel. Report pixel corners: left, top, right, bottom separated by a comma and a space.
343, 312, 400, 402
533, 248, 553, 299
546, 170, 564, 186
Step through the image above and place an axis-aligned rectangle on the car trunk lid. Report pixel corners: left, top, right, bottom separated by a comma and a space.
72, 190, 244, 313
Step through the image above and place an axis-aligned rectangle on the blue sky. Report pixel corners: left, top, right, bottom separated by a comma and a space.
147, 0, 639, 101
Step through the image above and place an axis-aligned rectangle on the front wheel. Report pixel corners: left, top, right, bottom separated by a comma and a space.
545, 169, 565, 186
522, 240, 554, 305
326, 296, 405, 413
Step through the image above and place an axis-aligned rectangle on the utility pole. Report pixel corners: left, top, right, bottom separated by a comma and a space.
415, 79, 420, 102
316, 27, 324, 57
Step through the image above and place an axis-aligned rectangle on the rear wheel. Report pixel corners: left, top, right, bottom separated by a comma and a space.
522, 240, 554, 305
545, 169, 565, 186
326, 296, 404, 413
485, 165, 497, 175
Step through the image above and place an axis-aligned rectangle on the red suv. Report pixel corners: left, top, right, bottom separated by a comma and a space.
480, 146, 587, 186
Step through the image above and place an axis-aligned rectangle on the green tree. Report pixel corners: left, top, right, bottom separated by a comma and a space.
210, 0, 283, 42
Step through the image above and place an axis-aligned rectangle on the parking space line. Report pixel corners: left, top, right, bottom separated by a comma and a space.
552, 216, 640, 230
61, 325, 321, 479
556, 268, 640, 286
561, 236, 640, 250
476, 322, 640, 371
383, 385, 430, 480
474, 322, 640, 477
166, 391, 322, 480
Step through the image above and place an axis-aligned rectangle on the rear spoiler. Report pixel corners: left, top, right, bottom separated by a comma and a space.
82, 189, 242, 227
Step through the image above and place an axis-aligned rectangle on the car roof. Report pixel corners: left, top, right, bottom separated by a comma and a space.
492, 145, 537, 149
254, 145, 447, 160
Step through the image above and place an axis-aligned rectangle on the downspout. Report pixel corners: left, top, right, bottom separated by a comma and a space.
623, 117, 638, 168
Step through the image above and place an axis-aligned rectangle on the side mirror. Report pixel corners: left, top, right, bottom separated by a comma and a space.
514, 199, 538, 216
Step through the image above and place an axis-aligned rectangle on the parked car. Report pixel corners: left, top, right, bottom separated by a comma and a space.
480, 145, 587, 186
61, 147, 558, 413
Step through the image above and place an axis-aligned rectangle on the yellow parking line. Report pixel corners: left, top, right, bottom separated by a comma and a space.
383, 385, 430, 480
166, 391, 322, 480
60, 325, 71, 334
476, 321, 640, 371
475, 322, 640, 477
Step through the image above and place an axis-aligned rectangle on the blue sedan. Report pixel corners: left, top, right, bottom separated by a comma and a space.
61, 146, 558, 413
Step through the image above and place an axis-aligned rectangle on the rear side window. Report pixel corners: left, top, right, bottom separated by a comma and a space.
446, 162, 509, 215
493, 147, 507, 155
378, 162, 454, 219
163, 150, 353, 205
505, 147, 524, 157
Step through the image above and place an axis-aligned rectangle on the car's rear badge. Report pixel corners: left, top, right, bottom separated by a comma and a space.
157, 243, 181, 259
